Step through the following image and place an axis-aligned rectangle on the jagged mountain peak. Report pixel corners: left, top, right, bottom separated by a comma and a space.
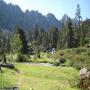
0, 0, 61, 31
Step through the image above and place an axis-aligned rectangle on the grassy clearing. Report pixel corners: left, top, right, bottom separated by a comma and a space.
0, 63, 80, 90
1, 47, 89, 90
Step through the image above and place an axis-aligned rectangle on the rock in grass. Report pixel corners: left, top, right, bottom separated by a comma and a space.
80, 68, 87, 76
54, 58, 66, 66
79, 68, 90, 90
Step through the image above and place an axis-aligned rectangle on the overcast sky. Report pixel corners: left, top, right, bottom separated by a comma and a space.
4, 0, 90, 20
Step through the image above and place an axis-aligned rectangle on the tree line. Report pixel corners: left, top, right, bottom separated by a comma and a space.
0, 4, 90, 55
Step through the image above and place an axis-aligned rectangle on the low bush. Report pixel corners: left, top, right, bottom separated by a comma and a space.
50, 47, 90, 70
74, 48, 86, 54
16, 53, 27, 62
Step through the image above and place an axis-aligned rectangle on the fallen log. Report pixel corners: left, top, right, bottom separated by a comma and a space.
0, 63, 20, 73
1, 63, 15, 69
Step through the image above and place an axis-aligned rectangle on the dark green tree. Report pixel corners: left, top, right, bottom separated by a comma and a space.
12, 28, 28, 54
32, 24, 39, 41
48, 26, 58, 48
67, 18, 75, 48
0, 29, 3, 52
57, 31, 63, 49
57, 21, 70, 49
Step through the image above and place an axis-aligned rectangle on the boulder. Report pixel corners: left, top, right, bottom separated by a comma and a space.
79, 68, 90, 90
54, 58, 66, 66
80, 68, 87, 76
79, 68, 90, 78
56, 59, 65, 64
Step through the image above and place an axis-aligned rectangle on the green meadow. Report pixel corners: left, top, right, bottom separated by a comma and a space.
0, 63, 80, 90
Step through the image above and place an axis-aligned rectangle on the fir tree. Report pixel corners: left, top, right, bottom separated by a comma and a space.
12, 28, 28, 54
67, 18, 75, 48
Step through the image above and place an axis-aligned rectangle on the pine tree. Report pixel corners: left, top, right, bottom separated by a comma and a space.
12, 28, 28, 54
75, 4, 82, 28
57, 20, 69, 49
6, 33, 11, 53
48, 26, 58, 48
0, 29, 3, 52
32, 24, 39, 41
75, 4, 82, 46
67, 18, 75, 48
0, 31, 7, 63
57, 28, 66, 49
57, 31, 62, 49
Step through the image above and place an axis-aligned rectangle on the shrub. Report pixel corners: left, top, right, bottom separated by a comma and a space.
72, 55, 85, 70
51, 47, 90, 70
16, 53, 27, 62
74, 47, 86, 54
67, 55, 90, 70
86, 51, 90, 56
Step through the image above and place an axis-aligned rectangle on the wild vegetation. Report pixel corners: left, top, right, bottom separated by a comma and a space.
0, 1, 90, 90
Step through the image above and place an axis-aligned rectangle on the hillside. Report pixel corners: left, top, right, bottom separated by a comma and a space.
0, 0, 61, 31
